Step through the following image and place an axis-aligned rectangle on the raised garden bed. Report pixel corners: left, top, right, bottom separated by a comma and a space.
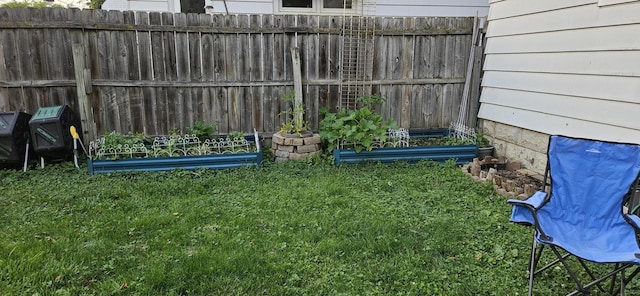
87, 133, 262, 175
333, 129, 477, 165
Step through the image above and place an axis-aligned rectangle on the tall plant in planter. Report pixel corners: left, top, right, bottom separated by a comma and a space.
319, 95, 397, 153
271, 91, 322, 162
278, 91, 311, 137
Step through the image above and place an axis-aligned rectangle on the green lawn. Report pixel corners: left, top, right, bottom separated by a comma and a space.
0, 160, 607, 295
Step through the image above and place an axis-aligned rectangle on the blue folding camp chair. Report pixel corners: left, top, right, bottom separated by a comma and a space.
508, 135, 640, 295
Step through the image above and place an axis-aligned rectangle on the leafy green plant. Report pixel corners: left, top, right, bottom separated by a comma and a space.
356, 94, 386, 110
103, 131, 146, 148
88, 0, 106, 9
410, 135, 475, 147
152, 136, 180, 157
319, 95, 397, 152
320, 107, 397, 153
475, 130, 491, 148
186, 120, 217, 140
95, 131, 148, 160
1, 1, 62, 8
279, 91, 310, 137
228, 131, 245, 141
225, 131, 248, 153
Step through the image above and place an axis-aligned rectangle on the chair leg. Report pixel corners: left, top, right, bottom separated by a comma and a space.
609, 263, 618, 295
526, 241, 637, 296
549, 246, 587, 294
576, 257, 608, 294
620, 267, 625, 296
622, 266, 640, 293
618, 266, 640, 296
616, 264, 626, 296
528, 238, 537, 296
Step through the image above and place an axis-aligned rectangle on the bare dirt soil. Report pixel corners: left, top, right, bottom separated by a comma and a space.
494, 170, 544, 190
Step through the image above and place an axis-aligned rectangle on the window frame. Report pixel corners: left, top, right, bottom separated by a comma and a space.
276, 0, 358, 15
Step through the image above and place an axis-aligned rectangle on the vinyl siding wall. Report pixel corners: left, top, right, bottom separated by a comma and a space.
209, 0, 272, 14
102, 0, 489, 17
479, 0, 640, 144
374, 0, 489, 17
102, 0, 180, 12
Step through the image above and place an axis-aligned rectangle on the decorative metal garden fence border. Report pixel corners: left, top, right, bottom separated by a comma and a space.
87, 133, 262, 174
333, 129, 477, 165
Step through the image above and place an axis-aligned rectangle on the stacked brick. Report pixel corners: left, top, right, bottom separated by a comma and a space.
271, 132, 323, 162
463, 157, 546, 200
491, 171, 543, 200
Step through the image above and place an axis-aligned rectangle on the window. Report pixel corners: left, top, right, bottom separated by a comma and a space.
180, 0, 205, 13
283, 0, 312, 8
324, 0, 351, 9
277, 0, 355, 14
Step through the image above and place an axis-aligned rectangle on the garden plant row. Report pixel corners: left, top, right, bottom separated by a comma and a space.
87, 95, 489, 174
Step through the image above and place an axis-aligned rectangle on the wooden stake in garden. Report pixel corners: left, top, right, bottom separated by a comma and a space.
291, 47, 304, 127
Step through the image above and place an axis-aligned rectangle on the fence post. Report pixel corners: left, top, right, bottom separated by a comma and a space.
71, 41, 97, 141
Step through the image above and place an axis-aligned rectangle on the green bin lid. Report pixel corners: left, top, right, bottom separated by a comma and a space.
32, 106, 64, 120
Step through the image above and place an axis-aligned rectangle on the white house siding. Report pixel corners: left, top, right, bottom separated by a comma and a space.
208, 0, 272, 14
214, 0, 490, 16
375, 0, 489, 17
104, 0, 489, 16
478, 0, 640, 172
102, 0, 180, 12
128, 0, 178, 12
101, 0, 129, 11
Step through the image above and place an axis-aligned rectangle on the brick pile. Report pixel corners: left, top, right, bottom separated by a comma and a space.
271, 132, 323, 162
463, 157, 546, 200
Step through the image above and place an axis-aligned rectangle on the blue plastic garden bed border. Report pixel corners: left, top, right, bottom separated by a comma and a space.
88, 152, 263, 175
333, 129, 477, 165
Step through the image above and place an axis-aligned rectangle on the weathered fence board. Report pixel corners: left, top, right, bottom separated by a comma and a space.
0, 8, 482, 139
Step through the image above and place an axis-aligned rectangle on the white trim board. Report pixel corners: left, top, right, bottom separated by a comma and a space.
478, 104, 640, 144
599, 0, 639, 6
488, 0, 592, 20
481, 71, 640, 103
480, 87, 640, 130
485, 23, 640, 54
486, 3, 640, 37
483, 51, 640, 77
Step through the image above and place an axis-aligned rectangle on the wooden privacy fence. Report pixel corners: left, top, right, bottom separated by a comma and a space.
0, 8, 482, 140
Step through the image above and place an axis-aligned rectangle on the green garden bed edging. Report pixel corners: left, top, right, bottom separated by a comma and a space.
333, 129, 477, 165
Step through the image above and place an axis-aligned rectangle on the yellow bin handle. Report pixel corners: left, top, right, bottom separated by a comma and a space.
70, 126, 80, 140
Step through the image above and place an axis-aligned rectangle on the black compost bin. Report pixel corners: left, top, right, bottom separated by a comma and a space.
0, 111, 32, 167
29, 105, 82, 160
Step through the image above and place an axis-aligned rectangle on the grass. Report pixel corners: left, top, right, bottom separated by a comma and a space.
0, 159, 628, 295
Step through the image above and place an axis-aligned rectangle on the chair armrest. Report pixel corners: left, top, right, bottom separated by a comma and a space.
507, 191, 548, 209
508, 191, 554, 241
625, 214, 640, 229
507, 191, 548, 225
